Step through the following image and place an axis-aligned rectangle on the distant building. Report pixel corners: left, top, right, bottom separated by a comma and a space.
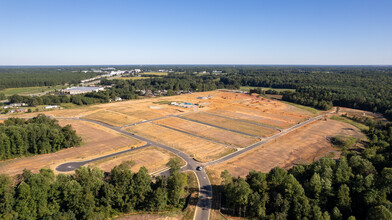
44, 105, 58, 110
15, 108, 27, 113
101, 67, 116, 71
134, 69, 141, 73
61, 87, 104, 95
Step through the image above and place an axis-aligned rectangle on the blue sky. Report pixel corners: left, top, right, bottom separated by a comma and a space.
0, 0, 391, 65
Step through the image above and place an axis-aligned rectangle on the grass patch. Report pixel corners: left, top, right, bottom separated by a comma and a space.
331, 135, 359, 151
330, 115, 369, 131
60, 103, 80, 109
281, 101, 319, 114
141, 72, 168, 76
153, 100, 175, 105
240, 86, 295, 93
1, 85, 65, 96
183, 171, 199, 220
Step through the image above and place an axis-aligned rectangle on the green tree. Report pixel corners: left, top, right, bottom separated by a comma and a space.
367, 205, 392, 220
14, 182, 36, 219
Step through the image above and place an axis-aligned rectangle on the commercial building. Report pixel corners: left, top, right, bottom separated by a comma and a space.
61, 87, 104, 95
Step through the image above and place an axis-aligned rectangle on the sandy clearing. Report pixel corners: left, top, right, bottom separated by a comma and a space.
88, 146, 178, 174
208, 119, 364, 178
83, 110, 139, 126
0, 119, 144, 176
155, 117, 259, 147
125, 122, 235, 162
182, 112, 278, 137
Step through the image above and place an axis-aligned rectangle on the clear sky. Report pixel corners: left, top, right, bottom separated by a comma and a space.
0, 0, 391, 65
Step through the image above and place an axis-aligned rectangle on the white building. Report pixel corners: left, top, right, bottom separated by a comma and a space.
61, 87, 104, 95
44, 105, 58, 109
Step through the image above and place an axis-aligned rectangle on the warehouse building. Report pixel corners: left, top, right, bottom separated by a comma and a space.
61, 87, 104, 95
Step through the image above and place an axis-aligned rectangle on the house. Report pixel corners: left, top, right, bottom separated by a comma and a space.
15, 108, 27, 113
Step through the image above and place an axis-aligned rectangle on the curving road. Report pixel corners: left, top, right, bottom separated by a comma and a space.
55, 144, 150, 172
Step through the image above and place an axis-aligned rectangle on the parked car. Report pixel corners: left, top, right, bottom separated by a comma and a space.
196, 166, 203, 171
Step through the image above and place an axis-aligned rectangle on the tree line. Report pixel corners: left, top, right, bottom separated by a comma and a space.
0, 114, 81, 160
4, 66, 392, 120
6, 75, 237, 107
220, 117, 392, 219
0, 159, 189, 219
0, 68, 100, 90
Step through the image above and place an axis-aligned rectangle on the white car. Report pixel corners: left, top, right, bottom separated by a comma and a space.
196, 166, 203, 171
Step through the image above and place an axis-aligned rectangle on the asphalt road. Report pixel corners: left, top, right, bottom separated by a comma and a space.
202, 112, 282, 131
176, 115, 261, 138
55, 144, 150, 172
152, 122, 236, 148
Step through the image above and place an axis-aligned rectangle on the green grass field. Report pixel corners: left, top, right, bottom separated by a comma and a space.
240, 86, 295, 92
1, 85, 65, 96
281, 101, 319, 114
140, 71, 168, 76
330, 115, 369, 131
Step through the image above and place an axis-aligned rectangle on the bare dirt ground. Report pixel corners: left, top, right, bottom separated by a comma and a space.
154, 117, 259, 147
208, 118, 364, 179
182, 112, 278, 137
88, 146, 179, 174
338, 107, 388, 123
83, 110, 139, 126
0, 119, 144, 176
125, 122, 235, 162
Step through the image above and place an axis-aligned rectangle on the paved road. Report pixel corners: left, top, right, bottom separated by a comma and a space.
119, 115, 171, 128
55, 144, 150, 172
176, 115, 261, 138
152, 122, 236, 148
202, 112, 282, 131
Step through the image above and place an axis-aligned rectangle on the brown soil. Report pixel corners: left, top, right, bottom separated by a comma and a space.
0, 119, 144, 176
83, 110, 139, 126
338, 107, 388, 123
155, 117, 259, 147
125, 123, 235, 162
88, 146, 178, 174
208, 119, 364, 178
182, 112, 278, 137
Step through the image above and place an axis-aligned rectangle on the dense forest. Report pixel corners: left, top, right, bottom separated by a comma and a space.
0, 68, 101, 90
0, 115, 81, 160
0, 159, 189, 219
220, 116, 392, 219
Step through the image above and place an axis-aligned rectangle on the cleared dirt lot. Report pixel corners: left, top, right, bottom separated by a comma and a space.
182, 112, 279, 137
83, 110, 138, 126
125, 122, 235, 162
88, 146, 180, 174
0, 119, 144, 176
154, 117, 259, 147
208, 118, 364, 178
